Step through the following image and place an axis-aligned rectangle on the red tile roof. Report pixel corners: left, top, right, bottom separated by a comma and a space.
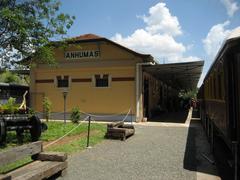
71, 34, 102, 41
20, 33, 154, 64
65, 33, 153, 61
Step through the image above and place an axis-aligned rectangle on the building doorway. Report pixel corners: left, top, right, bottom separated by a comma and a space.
143, 78, 149, 118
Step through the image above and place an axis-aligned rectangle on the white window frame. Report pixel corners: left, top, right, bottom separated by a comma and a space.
55, 75, 71, 89
92, 74, 111, 88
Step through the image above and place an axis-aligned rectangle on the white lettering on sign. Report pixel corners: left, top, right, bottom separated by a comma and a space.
64, 50, 100, 59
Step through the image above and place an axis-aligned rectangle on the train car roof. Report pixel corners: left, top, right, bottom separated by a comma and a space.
227, 27, 240, 40
202, 27, 240, 85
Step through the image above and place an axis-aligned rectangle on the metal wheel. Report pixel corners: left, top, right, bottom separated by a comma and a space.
29, 115, 42, 142
0, 119, 6, 144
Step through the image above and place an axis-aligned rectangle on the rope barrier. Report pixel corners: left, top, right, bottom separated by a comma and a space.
79, 109, 131, 118
43, 116, 89, 149
27, 106, 133, 123
121, 109, 131, 122
8, 106, 133, 149
28, 106, 132, 119
43, 109, 131, 149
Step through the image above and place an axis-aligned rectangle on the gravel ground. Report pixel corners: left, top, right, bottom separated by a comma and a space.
57, 119, 219, 180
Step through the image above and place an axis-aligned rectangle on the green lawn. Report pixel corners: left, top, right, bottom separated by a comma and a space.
0, 121, 107, 174
43, 122, 107, 153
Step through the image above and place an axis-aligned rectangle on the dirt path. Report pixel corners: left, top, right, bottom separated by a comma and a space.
43, 130, 99, 148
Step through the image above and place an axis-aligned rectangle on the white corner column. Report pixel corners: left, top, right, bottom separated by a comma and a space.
136, 62, 155, 122
136, 64, 142, 122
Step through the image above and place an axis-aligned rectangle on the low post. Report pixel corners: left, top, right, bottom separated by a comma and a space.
131, 109, 133, 124
86, 116, 91, 148
62, 88, 68, 125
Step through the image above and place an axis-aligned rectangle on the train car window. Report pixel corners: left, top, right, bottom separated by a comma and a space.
206, 80, 209, 99
212, 75, 215, 99
218, 73, 222, 99
204, 81, 207, 99
213, 76, 215, 99
207, 81, 209, 99
209, 79, 211, 99
213, 74, 217, 99
209, 77, 211, 99
208, 79, 210, 99
207, 79, 209, 99
210, 77, 212, 99
221, 71, 225, 100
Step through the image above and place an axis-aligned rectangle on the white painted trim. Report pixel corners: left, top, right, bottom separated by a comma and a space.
135, 62, 155, 122
92, 73, 111, 88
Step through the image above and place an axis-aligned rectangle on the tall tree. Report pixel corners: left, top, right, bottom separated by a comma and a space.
0, 0, 75, 67
0, 70, 30, 85
0, 70, 22, 84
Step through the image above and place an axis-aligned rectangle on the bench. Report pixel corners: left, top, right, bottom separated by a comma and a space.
0, 141, 67, 180
105, 121, 135, 141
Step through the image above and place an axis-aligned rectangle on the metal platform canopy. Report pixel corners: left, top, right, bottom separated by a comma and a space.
143, 61, 204, 90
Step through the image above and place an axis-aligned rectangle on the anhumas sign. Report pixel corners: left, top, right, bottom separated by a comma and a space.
64, 50, 100, 59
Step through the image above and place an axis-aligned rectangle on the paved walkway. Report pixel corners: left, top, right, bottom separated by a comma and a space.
59, 114, 220, 180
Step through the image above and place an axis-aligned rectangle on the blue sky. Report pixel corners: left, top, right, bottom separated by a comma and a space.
60, 0, 240, 86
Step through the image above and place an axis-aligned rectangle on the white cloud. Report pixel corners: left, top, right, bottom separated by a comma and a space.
113, 29, 185, 56
111, 2, 201, 63
220, 0, 239, 17
139, 2, 182, 36
202, 21, 231, 60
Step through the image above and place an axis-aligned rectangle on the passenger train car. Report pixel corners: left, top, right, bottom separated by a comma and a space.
198, 28, 240, 179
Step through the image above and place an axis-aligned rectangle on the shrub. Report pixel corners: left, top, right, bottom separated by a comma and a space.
70, 107, 81, 123
43, 97, 52, 122
27, 108, 36, 117
2, 97, 19, 114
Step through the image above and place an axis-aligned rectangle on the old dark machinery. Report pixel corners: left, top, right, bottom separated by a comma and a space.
0, 115, 46, 144
0, 91, 47, 144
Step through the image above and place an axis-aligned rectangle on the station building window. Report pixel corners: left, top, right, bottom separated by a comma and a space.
57, 76, 69, 88
94, 74, 110, 87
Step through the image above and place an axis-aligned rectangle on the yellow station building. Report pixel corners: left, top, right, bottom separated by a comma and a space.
30, 34, 203, 122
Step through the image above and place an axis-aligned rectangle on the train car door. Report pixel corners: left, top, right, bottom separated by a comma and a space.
225, 51, 238, 142
224, 50, 239, 180
233, 52, 240, 180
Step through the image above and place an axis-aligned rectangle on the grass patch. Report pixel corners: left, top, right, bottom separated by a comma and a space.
0, 157, 32, 174
44, 122, 107, 153
0, 121, 107, 173
46, 130, 106, 153
41, 122, 106, 142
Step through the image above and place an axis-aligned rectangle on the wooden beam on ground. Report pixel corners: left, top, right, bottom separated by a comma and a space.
36, 152, 67, 162
0, 175, 11, 180
0, 141, 42, 167
107, 121, 124, 128
6, 161, 67, 180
